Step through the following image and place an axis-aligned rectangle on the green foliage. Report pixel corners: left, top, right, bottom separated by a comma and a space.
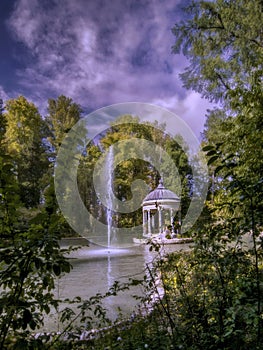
170, 0, 263, 348
0, 154, 21, 241
0, 211, 73, 348
46, 95, 82, 152
0, 94, 85, 348
3, 96, 49, 207
172, 0, 263, 105
159, 239, 262, 349
78, 116, 192, 230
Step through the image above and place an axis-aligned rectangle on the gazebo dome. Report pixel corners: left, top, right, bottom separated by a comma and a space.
142, 179, 180, 210
143, 179, 179, 203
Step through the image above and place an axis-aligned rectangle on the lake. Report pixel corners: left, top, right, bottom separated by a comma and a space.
44, 239, 191, 332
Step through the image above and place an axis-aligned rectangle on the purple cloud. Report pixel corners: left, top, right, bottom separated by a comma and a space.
5, 0, 214, 136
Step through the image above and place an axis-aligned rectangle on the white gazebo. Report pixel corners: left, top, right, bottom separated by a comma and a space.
142, 179, 180, 237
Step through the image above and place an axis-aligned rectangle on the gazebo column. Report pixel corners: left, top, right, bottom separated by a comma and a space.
158, 207, 162, 233
143, 209, 147, 236
151, 214, 155, 234
147, 210, 151, 235
178, 206, 181, 235
170, 209, 174, 233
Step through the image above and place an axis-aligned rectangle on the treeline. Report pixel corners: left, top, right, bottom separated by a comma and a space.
0, 95, 194, 238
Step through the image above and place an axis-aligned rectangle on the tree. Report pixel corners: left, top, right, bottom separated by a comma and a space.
46, 95, 82, 153
173, 0, 263, 190
0, 98, 74, 348
172, 0, 263, 347
3, 96, 49, 208
78, 116, 157, 229
172, 0, 262, 106
44, 95, 83, 236
172, 0, 263, 231
78, 115, 192, 231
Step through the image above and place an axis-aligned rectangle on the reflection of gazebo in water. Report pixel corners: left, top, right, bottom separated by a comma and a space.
142, 179, 180, 237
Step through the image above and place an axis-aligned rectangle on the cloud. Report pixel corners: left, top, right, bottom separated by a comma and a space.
152, 92, 213, 138
7, 0, 213, 135
0, 86, 11, 102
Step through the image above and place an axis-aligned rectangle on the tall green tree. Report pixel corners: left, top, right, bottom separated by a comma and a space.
46, 95, 82, 153
3, 96, 49, 208
45, 95, 84, 236
172, 0, 263, 229
0, 99, 74, 349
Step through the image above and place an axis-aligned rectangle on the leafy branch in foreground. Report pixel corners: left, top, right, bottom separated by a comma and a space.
0, 214, 73, 349
0, 152, 72, 349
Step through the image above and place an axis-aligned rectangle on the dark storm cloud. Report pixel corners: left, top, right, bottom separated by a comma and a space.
1, 0, 213, 136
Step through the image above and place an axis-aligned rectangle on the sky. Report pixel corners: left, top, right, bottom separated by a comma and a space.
0, 0, 214, 138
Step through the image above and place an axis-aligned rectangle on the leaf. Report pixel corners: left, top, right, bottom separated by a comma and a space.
43, 276, 50, 287
206, 149, 217, 157
207, 155, 219, 165
53, 264, 61, 276
29, 319, 37, 330
22, 309, 32, 329
34, 257, 41, 270
214, 165, 225, 175
202, 145, 215, 152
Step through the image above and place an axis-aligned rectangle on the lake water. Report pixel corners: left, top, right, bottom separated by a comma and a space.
45, 239, 191, 332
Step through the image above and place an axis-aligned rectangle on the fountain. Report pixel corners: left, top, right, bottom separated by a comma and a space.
105, 146, 114, 251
